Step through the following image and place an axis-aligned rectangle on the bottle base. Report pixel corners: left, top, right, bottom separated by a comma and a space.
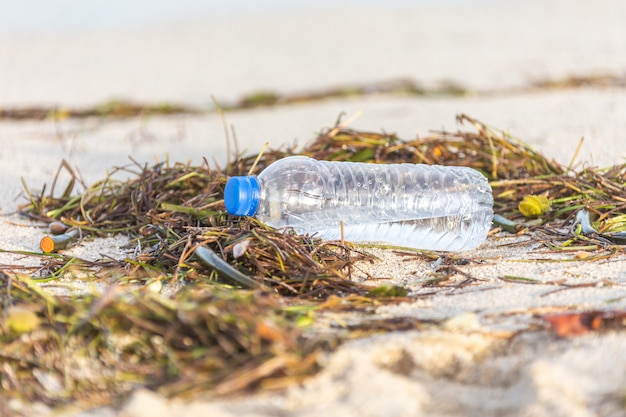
306, 213, 492, 252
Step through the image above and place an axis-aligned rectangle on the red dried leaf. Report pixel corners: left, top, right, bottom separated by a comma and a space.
543, 311, 626, 337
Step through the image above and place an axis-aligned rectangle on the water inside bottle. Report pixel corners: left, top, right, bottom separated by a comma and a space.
309, 210, 492, 251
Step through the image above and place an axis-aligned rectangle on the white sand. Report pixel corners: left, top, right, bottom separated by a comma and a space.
2, 1, 626, 416
3, 1, 626, 107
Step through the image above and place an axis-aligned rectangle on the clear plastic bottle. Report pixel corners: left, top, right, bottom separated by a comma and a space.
224, 156, 494, 251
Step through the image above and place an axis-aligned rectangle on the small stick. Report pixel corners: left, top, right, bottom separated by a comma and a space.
211, 95, 232, 172
567, 137, 584, 171
248, 142, 270, 176
327, 110, 363, 138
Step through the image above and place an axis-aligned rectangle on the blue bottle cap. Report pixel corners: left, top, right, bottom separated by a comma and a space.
224, 176, 261, 216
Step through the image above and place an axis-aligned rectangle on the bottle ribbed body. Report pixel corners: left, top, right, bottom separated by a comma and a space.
254, 156, 494, 251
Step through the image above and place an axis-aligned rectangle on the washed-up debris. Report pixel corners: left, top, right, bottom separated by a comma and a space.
40, 228, 79, 253
3, 115, 626, 410
574, 209, 626, 245
3, 73, 626, 121
542, 310, 626, 337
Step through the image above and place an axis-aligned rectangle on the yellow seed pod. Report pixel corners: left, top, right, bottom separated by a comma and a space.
518, 195, 551, 218
5, 306, 41, 335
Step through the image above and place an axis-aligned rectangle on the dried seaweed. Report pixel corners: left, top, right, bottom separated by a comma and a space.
18, 155, 374, 296
0, 100, 197, 121
4, 114, 626, 411
0, 276, 320, 407
296, 114, 626, 247
3, 72, 625, 121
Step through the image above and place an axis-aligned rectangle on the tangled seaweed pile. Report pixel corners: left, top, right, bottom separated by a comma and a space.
2, 115, 626, 412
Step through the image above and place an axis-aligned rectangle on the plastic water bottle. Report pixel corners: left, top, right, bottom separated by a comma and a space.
224, 156, 493, 251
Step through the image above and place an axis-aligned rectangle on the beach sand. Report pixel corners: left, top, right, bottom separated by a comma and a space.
2, 1, 626, 416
